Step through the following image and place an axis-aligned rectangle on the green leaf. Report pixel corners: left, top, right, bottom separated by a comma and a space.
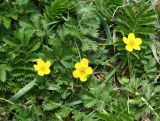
117, 76, 129, 85
19, 21, 33, 28
24, 30, 35, 46
60, 60, 71, 69
81, 39, 98, 51
95, 12, 112, 39
72, 111, 84, 121
104, 68, 116, 83
3, 17, 11, 29
85, 99, 97, 108
48, 84, 61, 91
59, 107, 72, 118
36, 30, 45, 37
96, 113, 114, 121
0, 69, 6, 82
28, 41, 41, 52
43, 101, 61, 110
16, 0, 29, 5
2, 37, 18, 47
83, 116, 93, 121
124, 7, 135, 24
69, 100, 82, 106
138, 17, 157, 26
135, 28, 154, 35
44, 0, 75, 22
116, 15, 134, 30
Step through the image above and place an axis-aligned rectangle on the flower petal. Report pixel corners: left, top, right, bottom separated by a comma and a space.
34, 65, 39, 71
73, 70, 79, 78
75, 63, 81, 69
37, 59, 44, 65
45, 69, 51, 74
135, 38, 142, 45
125, 45, 133, 52
80, 77, 87, 82
128, 33, 135, 40
79, 72, 88, 81
46, 61, 51, 67
85, 67, 93, 75
123, 37, 129, 44
133, 45, 141, 50
38, 70, 45, 76
81, 58, 88, 66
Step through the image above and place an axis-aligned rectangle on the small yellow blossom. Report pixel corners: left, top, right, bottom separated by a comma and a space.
73, 58, 93, 82
123, 33, 142, 52
34, 59, 51, 76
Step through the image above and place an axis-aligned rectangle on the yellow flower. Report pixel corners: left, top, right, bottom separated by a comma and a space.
73, 58, 93, 82
123, 33, 142, 52
34, 59, 51, 76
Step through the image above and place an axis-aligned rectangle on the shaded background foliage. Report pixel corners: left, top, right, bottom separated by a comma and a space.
0, 0, 160, 121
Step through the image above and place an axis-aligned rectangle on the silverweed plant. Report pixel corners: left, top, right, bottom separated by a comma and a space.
0, 0, 160, 121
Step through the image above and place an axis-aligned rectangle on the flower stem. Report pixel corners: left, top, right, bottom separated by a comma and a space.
75, 41, 81, 60
127, 52, 132, 80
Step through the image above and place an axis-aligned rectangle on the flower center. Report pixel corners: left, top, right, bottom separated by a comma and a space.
40, 65, 46, 71
129, 39, 135, 46
79, 68, 86, 74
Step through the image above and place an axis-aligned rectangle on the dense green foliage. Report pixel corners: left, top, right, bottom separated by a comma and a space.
0, 0, 160, 121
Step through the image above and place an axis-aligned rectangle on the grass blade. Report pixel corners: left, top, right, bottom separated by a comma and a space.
9, 79, 36, 102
